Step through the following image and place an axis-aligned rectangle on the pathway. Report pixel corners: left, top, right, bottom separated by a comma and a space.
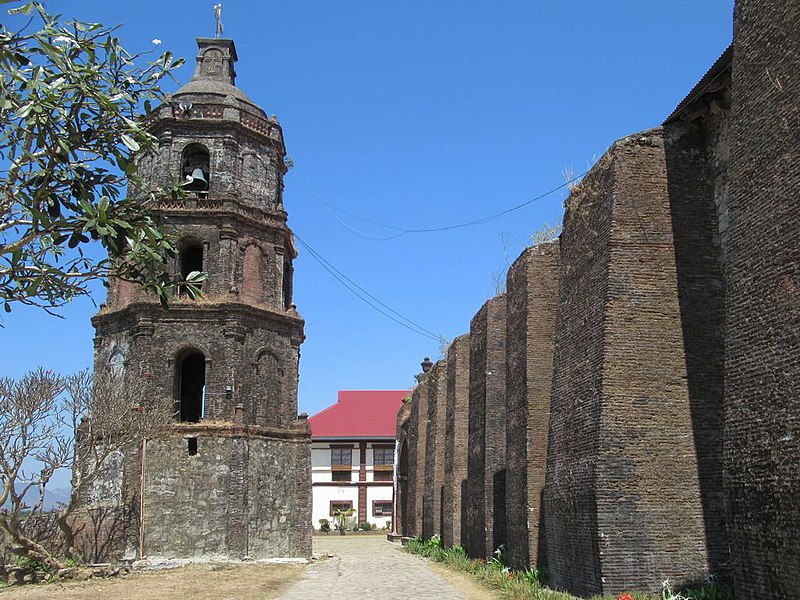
277, 535, 469, 600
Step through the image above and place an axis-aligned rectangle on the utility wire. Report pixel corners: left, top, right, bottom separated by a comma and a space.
303, 170, 588, 237
294, 233, 443, 342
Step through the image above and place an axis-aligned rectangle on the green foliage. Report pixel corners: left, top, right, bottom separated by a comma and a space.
318, 518, 330, 532
680, 582, 733, 600
404, 537, 559, 599
0, 1, 203, 314
331, 507, 355, 532
358, 521, 372, 531
12, 553, 53, 574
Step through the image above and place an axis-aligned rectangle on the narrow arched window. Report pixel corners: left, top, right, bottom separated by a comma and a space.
179, 241, 203, 298
177, 351, 205, 422
182, 144, 210, 193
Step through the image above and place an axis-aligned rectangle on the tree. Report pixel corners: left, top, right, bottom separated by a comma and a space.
0, 1, 202, 315
0, 367, 171, 568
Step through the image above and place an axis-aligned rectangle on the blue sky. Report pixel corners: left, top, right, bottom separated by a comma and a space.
1, 0, 734, 418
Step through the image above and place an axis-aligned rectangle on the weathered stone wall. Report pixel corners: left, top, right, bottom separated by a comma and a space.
443, 334, 470, 549
505, 242, 560, 571
466, 295, 507, 559
545, 131, 722, 596
725, 1, 800, 596
406, 376, 429, 537
142, 426, 311, 559
422, 361, 447, 540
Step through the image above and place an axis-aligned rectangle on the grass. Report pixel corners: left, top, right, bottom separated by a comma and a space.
0, 562, 302, 600
404, 536, 734, 600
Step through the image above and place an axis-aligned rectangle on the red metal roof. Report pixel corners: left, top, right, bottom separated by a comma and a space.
309, 390, 410, 439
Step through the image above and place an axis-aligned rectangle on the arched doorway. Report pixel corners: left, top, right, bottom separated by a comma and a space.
177, 351, 206, 422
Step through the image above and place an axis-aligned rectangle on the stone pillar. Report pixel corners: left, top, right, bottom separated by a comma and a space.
725, 1, 800, 596
466, 295, 507, 559
505, 242, 559, 571
443, 334, 470, 549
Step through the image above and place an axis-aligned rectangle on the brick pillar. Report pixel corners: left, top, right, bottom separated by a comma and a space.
544, 132, 719, 596
443, 334, 470, 549
466, 295, 507, 559
358, 442, 367, 523
407, 378, 429, 537
422, 361, 447, 540
725, 2, 800, 596
505, 242, 559, 571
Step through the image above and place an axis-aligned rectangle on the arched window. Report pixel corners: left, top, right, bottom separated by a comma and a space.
182, 144, 210, 193
179, 240, 203, 298
176, 350, 206, 422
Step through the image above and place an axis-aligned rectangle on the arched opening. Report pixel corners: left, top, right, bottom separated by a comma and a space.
177, 351, 206, 422
182, 144, 210, 193
179, 241, 203, 298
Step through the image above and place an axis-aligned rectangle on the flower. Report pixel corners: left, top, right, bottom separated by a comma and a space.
618, 594, 634, 600
152, 38, 162, 45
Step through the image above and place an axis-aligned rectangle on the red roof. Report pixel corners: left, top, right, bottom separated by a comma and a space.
309, 390, 410, 439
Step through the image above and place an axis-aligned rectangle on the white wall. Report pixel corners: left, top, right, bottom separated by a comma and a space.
312, 485, 359, 530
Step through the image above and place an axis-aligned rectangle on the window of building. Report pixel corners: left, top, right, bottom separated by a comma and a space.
373, 445, 394, 481
182, 143, 210, 194
177, 351, 205, 422
331, 446, 352, 482
179, 241, 203, 298
330, 500, 353, 516
372, 501, 392, 517
331, 447, 352, 467
373, 446, 394, 466
332, 470, 351, 482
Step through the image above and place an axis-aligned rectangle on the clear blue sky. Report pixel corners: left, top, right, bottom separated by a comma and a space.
1, 0, 734, 418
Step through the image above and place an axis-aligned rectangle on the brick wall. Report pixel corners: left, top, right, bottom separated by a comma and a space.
422, 361, 446, 539
406, 376, 429, 537
545, 131, 717, 596
466, 295, 507, 559
443, 334, 470, 549
726, 1, 800, 596
505, 242, 560, 571
395, 402, 412, 536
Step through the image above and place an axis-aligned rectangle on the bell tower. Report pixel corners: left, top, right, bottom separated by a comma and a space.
89, 36, 311, 560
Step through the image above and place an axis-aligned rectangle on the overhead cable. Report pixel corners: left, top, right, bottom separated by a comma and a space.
294, 233, 443, 342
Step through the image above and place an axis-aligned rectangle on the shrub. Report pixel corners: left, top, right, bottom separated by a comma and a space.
358, 522, 372, 531
318, 519, 331, 533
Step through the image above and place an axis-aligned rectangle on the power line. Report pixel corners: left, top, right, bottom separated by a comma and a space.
294, 233, 443, 342
302, 170, 588, 238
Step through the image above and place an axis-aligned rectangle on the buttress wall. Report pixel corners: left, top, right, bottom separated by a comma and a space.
443, 334, 470, 549
422, 361, 447, 540
466, 295, 507, 559
505, 242, 560, 571
544, 131, 722, 597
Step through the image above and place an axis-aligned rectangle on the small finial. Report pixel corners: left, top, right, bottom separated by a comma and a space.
214, 4, 224, 38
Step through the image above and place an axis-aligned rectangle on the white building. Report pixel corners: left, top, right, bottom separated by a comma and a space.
308, 390, 409, 530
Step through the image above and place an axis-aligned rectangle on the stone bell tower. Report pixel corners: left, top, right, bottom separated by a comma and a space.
89, 36, 311, 560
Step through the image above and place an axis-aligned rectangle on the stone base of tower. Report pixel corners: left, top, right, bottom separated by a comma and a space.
74, 422, 311, 562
